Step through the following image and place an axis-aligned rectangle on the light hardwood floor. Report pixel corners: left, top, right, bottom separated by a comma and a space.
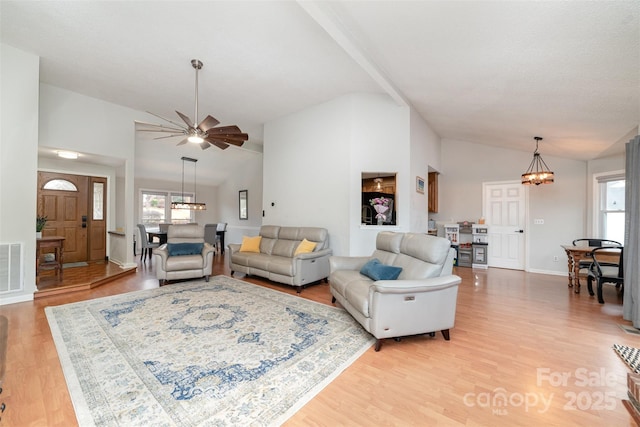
0, 254, 636, 426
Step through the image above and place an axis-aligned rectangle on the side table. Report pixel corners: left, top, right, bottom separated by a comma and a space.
36, 236, 65, 285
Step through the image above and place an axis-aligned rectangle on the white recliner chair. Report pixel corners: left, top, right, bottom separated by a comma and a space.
329, 231, 461, 351
153, 224, 215, 286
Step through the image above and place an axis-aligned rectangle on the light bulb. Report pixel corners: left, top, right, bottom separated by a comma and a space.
188, 135, 204, 143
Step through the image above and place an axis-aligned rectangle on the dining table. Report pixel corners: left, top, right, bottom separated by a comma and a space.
560, 245, 620, 293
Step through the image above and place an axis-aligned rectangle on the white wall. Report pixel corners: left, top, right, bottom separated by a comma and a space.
437, 138, 587, 274
409, 106, 441, 233
216, 152, 263, 247
264, 93, 415, 256
0, 44, 40, 304
39, 84, 141, 267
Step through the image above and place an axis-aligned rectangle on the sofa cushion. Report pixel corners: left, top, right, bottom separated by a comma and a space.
167, 242, 203, 256
360, 258, 402, 281
240, 236, 262, 253
294, 238, 317, 255
165, 254, 203, 270
345, 280, 373, 317
272, 239, 298, 257
266, 255, 295, 276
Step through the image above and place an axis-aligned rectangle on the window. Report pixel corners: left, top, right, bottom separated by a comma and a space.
141, 190, 195, 227
597, 174, 625, 244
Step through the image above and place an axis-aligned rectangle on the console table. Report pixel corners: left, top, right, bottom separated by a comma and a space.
36, 236, 65, 285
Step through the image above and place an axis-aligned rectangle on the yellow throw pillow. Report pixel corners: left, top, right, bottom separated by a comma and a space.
239, 235, 262, 253
295, 238, 317, 256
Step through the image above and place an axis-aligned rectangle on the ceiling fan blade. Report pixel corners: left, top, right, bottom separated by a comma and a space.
197, 115, 220, 132
222, 139, 245, 147
200, 142, 211, 150
145, 111, 188, 130
176, 111, 195, 129
205, 136, 230, 150
138, 128, 186, 134
208, 125, 242, 135
213, 133, 248, 142
153, 134, 185, 140
177, 138, 189, 146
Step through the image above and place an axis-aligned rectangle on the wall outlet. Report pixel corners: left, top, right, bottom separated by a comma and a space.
534, 219, 544, 225
553, 256, 559, 262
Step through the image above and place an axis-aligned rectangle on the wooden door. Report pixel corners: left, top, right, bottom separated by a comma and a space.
483, 181, 526, 270
37, 172, 107, 264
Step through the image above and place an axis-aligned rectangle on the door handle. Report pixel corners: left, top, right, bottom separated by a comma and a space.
516, 229, 524, 233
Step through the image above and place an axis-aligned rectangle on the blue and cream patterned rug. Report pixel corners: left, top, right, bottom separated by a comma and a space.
46, 276, 374, 426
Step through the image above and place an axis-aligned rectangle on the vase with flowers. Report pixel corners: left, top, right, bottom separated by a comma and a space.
36, 215, 47, 239
370, 197, 391, 225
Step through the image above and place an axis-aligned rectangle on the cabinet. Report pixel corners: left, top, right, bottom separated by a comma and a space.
428, 172, 438, 213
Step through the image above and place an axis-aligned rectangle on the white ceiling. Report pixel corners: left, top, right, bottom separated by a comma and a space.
2, 1, 638, 183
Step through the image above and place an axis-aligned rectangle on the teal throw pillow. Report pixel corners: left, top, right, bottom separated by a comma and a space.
167, 242, 204, 256
360, 258, 402, 281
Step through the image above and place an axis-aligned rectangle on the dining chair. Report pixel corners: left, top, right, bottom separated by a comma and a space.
587, 246, 624, 304
204, 224, 218, 254
572, 238, 622, 277
137, 224, 160, 263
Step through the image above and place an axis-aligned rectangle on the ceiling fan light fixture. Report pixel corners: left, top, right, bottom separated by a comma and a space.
187, 135, 204, 143
521, 136, 555, 185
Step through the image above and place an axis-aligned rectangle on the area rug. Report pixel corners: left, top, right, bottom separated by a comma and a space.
613, 344, 640, 373
46, 276, 374, 426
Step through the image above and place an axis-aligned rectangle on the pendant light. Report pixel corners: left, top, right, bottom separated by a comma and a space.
171, 156, 206, 210
521, 136, 554, 185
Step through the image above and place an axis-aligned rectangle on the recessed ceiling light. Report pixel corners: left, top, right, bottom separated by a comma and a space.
57, 151, 78, 159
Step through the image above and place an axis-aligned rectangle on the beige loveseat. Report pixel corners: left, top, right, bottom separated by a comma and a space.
228, 225, 332, 293
329, 231, 461, 351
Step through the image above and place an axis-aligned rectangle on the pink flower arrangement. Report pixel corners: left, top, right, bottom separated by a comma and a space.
369, 197, 391, 207
370, 197, 391, 222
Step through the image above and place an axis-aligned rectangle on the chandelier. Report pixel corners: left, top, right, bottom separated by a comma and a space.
171, 157, 206, 210
521, 136, 554, 185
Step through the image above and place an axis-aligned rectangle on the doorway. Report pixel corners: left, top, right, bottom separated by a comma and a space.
37, 172, 107, 263
483, 181, 526, 270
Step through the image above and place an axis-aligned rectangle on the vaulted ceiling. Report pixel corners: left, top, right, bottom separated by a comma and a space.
2, 1, 638, 183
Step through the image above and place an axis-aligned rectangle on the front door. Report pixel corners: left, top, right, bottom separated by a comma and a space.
37, 172, 107, 263
483, 181, 526, 270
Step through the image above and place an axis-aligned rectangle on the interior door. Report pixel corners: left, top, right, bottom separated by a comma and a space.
483, 181, 526, 270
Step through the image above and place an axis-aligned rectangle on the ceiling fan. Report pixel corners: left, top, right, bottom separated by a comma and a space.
136, 59, 248, 150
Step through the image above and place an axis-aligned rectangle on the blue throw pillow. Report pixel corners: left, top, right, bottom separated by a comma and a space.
167, 242, 204, 256
360, 258, 402, 281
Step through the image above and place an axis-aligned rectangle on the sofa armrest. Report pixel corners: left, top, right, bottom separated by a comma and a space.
228, 243, 241, 254
154, 244, 169, 264
202, 242, 215, 257
372, 275, 461, 294
296, 248, 333, 260
329, 256, 371, 273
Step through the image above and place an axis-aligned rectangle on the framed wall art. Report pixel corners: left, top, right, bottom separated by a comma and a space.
416, 176, 425, 194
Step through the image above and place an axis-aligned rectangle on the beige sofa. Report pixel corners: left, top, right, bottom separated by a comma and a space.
329, 231, 461, 351
153, 224, 216, 286
228, 225, 332, 293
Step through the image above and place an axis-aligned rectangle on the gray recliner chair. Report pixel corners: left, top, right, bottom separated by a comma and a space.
153, 224, 215, 286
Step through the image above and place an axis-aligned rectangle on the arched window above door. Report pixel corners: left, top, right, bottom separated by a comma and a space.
43, 179, 78, 191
